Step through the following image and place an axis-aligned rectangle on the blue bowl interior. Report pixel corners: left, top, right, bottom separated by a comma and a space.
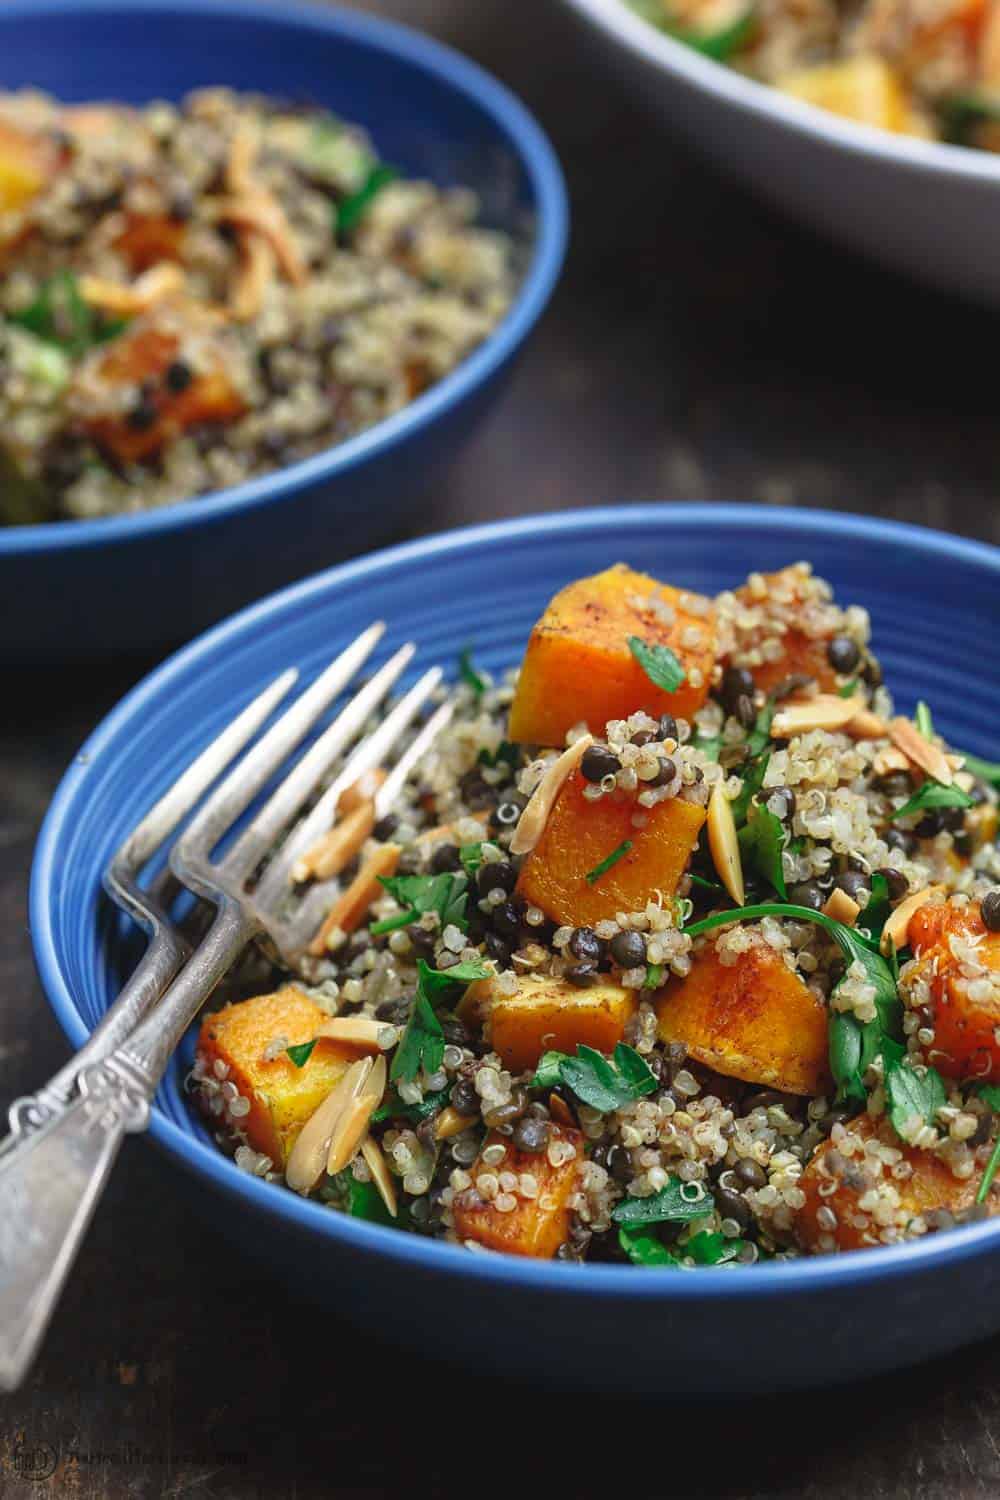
32, 504, 1000, 1302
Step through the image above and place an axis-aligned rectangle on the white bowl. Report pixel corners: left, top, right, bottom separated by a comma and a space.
561, 0, 1000, 303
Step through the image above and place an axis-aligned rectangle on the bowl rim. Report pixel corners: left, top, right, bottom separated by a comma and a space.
561, 0, 1000, 185
0, 0, 568, 556
30, 501, 1000, 1297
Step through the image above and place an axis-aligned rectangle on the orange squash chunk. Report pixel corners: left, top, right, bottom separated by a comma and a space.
732, 568, 841, 697
452, 1125, 583, 1257
79, 319, 246, 463
508, 564, 715, 746
0, 118, 59, 215
515, 770, 706, 927
906, 900, 1000, 1081
655, 933, 831, 1095
115, 213, 188, 271
196, 986, 360, 1168
464, 971, 638, 1072
796, 1114, 993, 1253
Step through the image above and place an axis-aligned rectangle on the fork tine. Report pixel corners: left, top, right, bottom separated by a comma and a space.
172, 622, 384, 877
220, 642, 416, 884
374, 698, 454, 815
257, 666, 443, 917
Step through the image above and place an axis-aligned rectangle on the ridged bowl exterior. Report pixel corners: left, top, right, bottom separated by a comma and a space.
0, 0, 567, 660
31, 505, 1000, 1395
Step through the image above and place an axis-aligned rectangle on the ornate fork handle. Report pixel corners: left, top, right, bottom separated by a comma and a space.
0, 903, 254, 1392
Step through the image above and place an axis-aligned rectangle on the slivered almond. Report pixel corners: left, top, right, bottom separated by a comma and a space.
880, 884, 947, 956
434, 1106, 477, 1140
946, 754, 966, 771
309, 842, 402, 956
214, 191, 307, 284
230, 230, 274, 321
327, 1055, 386, 1175
872, 747, 912, 778
338, 767, 388, 816
509, 735, 593, 856
771, 694, 867, 738
707, 779, 745, 906
845, 709, 890, 740
549, 1093, 574, 1127
285, 1056, 373, 1194
79, 262, 185, 315
822, 888, 860, 926
293, 800, 375, 884
888, 718, 953, 786
360, 1136, 398, 1218
226, 119, 259, 194
315, 1016, 396, 1052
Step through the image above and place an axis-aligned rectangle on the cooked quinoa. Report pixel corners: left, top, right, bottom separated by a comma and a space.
628, 0, 1000, 150
190, 560, 1000, 1266
0, 88, 515, 522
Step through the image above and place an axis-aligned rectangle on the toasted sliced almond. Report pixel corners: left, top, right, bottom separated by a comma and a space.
79, 262, 185, 315
846, 709, 890, 740
771, 694, 867, 738
226, 119, 259, 194
327, 1055, 386, 1175
230, 230, 274, 321
707, 779, 745, 906
293, 800, 376, 884
946, 754, 966, 772
338, 767, 388, 816
214, 191, 307, 284
510, 735, 593, 856
309, 842, 402, 956
434, 1105, 477, 1140
822, 888, 860, 926
872, 747, 912, 778
888, 718, 953, 786
955, 770, 975, 794
360, 1135, 398, 1219
549, 1092, 574, 1127
880, 884, 947, 956
315, 1016, 396, 1052
285, 1056, 373, 1194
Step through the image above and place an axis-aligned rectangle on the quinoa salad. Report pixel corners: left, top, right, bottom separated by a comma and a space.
0, 88, 515, 522
627, 0, 1000, 150
190, 561, 1000, 1266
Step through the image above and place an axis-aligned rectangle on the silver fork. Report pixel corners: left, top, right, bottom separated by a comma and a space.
0, 623, 453, 1392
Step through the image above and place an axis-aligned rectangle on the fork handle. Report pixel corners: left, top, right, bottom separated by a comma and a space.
0, 903, 256, 1390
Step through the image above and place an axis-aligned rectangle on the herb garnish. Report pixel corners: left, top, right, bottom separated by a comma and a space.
686, 1230, 745, 1265
958, 751, 1000, 788
618, 1226, 681, 1267
627, 635, 687, 693
892, 781, 974, 822
737, 802, 788, 898
337, 161, 398, 237
286, 1039, 318, 1068
644, 963, 665, 989
10, 270, 126, 358
390, 957, 489, 1082
914, 700, 935, 739
612, 1176, 714, 1227
856, 871, 891, 947
478, 740, 517, 768
532, 1042, 657, 1113
371, 1086, 449, 1125
458, 648, 485, 699
884, 1056, 946, 1141
371, 871, 470, 936
689, 872, 726, 895
973, 1085, 1000, 1204
837, 679, 859, 699
585, 839, 633, 885
459, 843, 484, 877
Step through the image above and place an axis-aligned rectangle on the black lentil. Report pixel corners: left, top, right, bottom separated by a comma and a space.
735, 694, 756, 730
826, 636, 860, 673
720, 666, 755, 712
715, 1185, 752, 1229
733, 1158, 767, 1190
476, 859, 517, 897
886, 827, 917, 857
372, 813, 398, 841
787, 880, 825, 911
650, 755, 677, 788
982, 889, 1000, 933
565, 962, 598, 987
876, 867, 909, 903
609, 929, 647, 968
429, 842, 462, 874
512, 1115, 550, 1154
568, 927, 602, 963
164, 359, 193, 393
450, 1077, 479, 1116
491, 900, 523, 942
766, 786, 796, 822
581, 744, 622, 783
835, 870, 870, 903
658, 713, 678, 742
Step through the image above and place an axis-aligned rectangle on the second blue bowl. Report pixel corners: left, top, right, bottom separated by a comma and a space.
0, 0, 567, 659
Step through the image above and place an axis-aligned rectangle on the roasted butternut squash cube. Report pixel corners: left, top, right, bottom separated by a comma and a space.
0, 118, 58, 215
515, 770, 706, 927
655, 933, 831, 1095
464, 971, 638, 1072
729, 567, 843, 697
196, 986, 358, 1168
452, 1125, 583, 1257
77, 316, 247, 464
795, 1114, 995, 1252
906, 899, 1000, 1080
508, 564, 715, 746
115, 213, 188, 271
776, 58, 912, 132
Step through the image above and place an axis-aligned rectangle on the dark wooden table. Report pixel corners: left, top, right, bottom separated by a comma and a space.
2, 2, 998, 1495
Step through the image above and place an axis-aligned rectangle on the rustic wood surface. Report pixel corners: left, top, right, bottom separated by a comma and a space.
2, 1, 999, 1494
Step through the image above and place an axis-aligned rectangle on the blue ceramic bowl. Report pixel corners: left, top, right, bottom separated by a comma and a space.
31, 505, 1000, 1396
0, 0, 566, 661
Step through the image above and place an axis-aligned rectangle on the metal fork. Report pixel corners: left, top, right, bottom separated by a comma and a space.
0, 623, 453, 1392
